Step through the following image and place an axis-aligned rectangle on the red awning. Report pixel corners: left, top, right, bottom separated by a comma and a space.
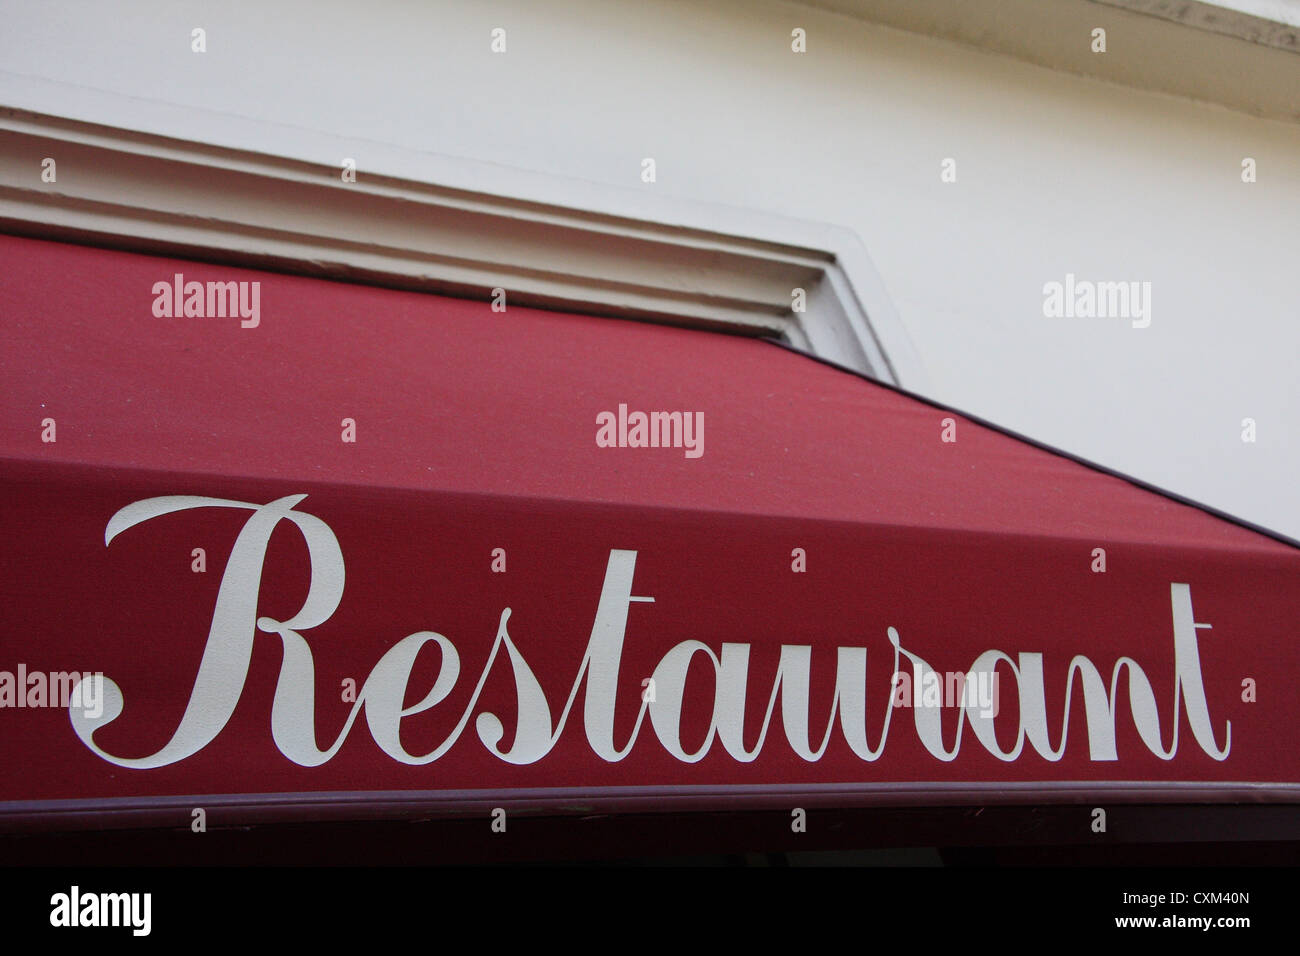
1, 233, 1297, 828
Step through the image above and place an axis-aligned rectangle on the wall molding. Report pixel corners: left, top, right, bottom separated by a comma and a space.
0, 105, 915, 385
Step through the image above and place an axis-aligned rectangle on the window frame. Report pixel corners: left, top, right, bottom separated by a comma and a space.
0, 104, 923, 388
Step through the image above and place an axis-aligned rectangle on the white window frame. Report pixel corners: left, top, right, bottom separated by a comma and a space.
0, 102, 924, 388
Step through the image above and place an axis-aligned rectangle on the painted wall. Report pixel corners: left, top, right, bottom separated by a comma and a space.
2, 0, 1297, 538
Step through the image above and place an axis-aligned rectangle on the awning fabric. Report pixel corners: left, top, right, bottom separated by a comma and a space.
1, 234, 1296, 826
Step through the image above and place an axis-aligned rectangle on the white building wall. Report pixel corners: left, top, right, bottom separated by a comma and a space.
2, 0, 1297, 538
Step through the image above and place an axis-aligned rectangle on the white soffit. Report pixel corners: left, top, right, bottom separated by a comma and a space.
799, 0, 1300, 123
